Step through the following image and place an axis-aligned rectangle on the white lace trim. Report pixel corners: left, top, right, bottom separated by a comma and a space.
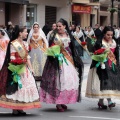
6, 87, 39, 103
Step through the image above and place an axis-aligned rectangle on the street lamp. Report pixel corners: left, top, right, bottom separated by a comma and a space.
100, 0, 119, 26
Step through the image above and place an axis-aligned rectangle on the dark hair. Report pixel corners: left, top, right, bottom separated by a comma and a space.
0, 29, 5, 36
11, 25, 26, 40
113, 25, 116, 28
97, 26, 115, 44
102, 26, 114, 36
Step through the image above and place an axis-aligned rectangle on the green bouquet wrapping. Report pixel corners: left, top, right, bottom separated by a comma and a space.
92, 52, 108, 62
91, 49, 109, 68
45, 45, 68, 66
8, 63, 26, 89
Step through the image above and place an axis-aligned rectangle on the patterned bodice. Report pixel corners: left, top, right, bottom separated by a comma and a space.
31, 34, 42, 42
102, 39, 116, 50
60, 37, 70, 48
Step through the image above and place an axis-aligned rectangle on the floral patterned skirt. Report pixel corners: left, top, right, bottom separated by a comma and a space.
40, 58, 79, 104
0, 67, 41, 110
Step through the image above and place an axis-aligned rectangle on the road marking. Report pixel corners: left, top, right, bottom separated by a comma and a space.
69, 116, 120, 120
0, 112, 31, 114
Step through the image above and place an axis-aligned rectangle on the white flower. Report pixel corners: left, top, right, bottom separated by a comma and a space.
101, 63, 105, 69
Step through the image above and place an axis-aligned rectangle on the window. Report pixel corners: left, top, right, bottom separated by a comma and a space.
26, 4, 37, 28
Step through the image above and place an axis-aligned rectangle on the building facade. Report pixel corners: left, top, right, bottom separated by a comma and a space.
0, 0, 119, 29
0, 0, 72, 28
0, 0, 28, 26
99, 0, 119, 26
71, 0, 100, 27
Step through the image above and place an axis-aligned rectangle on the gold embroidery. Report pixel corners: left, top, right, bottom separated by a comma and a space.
32, 54, 40, 76
55, 34, 74, 65
11, 40, 28, 59
102, 40, 116, 65
32, 52, 46, 76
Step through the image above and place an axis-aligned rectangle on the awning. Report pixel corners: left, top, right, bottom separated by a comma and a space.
0, 0, 29, 5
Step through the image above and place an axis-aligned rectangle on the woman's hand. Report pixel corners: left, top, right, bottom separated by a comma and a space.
30, 68, 34, 75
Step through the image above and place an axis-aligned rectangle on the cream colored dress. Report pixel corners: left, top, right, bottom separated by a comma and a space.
86, 39, 120, 99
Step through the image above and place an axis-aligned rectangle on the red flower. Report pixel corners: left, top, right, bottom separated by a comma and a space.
81, 42, 87, 46
11, 58, 27, 65
94, 48, 106, 55
91, 36, 96, 39
50, 43, 55, 47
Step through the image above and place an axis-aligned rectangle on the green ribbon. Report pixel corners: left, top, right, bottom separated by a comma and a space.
112, 62, 115, 72
96, 59, 107, 68
55, 53, 68, 66
11, 72, 22, 89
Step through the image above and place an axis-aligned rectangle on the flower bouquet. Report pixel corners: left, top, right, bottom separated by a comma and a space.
45, 45, 68, 67
8, 63, 26, 89
92, 48, 109, 69
90, 36, 96, 45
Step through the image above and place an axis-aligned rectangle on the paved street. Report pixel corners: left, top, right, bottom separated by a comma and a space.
1, 61, 120, 120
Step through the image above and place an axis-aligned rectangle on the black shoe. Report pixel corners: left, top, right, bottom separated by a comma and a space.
17, 110, 26, 115
12, 111, 20, 116
98, 102, 107, 109
108, 102, 116, 110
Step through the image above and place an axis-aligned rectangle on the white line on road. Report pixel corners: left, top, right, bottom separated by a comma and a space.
69, 116, 120, 120
0, 112, 31, 114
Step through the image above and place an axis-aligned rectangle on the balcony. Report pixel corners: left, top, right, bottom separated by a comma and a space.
100, 0, 120, 6
72, 0, 90, 4
90, 0, 99, 2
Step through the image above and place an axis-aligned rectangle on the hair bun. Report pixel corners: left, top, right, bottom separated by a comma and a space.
0, 29, 5, 36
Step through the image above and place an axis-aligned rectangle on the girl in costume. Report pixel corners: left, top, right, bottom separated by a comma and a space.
0, 26, 41, 115
40, 18, 83, 112
86, 26, 120, 110
27, 22, 48, 81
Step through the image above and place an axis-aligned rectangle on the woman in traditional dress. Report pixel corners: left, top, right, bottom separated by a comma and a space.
47, 23, 57, 41
85, 26, 96, 53
27, 22, 48, 81
73, 26, 84, 42
0, 29, 10, 96
73, 26, 91, 63
0, 26, 40, 115
86, 26, 120, 110
40, 18, 83, 112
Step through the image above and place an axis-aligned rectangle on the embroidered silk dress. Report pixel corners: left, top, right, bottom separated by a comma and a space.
29, 34, 47, 80
0, 40, 41, 110
86, 39, 120, 99
40, 34, 80, 104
